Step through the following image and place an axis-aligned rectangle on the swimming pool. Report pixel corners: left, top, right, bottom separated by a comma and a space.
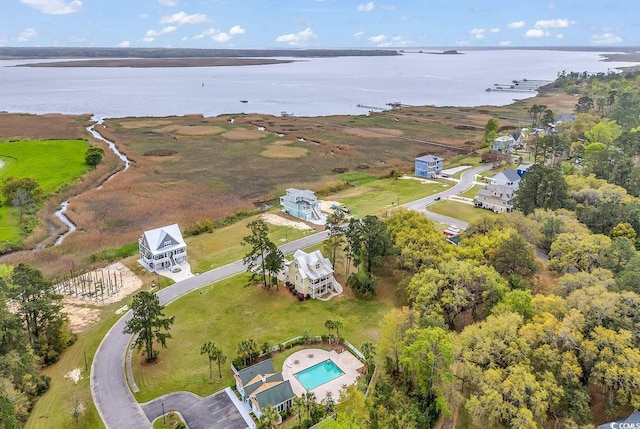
294, 359, 344, 390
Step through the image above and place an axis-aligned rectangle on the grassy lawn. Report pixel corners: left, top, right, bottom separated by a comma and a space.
332, 177, 451, 217
444, 153, 482, 168
131, 273, 394, 403
185, 215, 318, 273
460, 184, 483, 199
25, 302, 129, 429
428, 200, 497, 225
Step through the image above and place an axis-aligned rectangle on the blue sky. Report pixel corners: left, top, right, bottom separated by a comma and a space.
1, 0, 637, 48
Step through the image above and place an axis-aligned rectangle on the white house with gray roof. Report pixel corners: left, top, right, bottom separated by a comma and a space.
138, 224, 187, 273
490, 169, 521, 190
287, 249, 336, 299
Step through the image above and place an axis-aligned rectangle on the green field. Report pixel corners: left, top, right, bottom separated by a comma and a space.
332, 176, 452, 217
0, 139, 90, 243
0, 139, 90, 195
186, 216, 316, 273
428, 200, 497, 224
131, 273, 394, 403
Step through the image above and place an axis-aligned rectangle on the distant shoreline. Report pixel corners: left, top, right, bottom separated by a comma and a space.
16, 58, 295, 68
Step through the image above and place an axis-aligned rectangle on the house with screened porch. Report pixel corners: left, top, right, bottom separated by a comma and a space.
138, 224, 187, 273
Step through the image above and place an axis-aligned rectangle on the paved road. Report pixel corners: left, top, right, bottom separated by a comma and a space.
91, 232, 329, 429
90, 168, 484, 429
404, 165, 492, 229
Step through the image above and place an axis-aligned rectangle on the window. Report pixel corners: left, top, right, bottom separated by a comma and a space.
164, 240, 172, 247
316, 263, 320, 269
294, 263, 298, 268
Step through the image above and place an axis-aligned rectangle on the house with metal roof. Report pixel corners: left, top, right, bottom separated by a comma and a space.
415, 154, 444, 178
516, 163, 534, 178
138, 224, 187, 273
280, 188, 326, 225
232, 359, 295, 422
286, 249, 336, 299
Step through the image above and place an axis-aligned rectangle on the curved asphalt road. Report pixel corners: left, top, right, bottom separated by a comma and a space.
91, 166, 488, 429
91, 232, 328, 428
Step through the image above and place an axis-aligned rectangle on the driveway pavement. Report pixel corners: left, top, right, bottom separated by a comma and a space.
141, 389, 250, 429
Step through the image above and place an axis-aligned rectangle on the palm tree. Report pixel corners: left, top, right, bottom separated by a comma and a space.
333, 321, 344, 342
303, 391, 316, 421
213, 347, 227, 379
361, 341, 376, 375
201, 340, 219, 379
291, 396, 304, 428
324, 319, 335, 343
237, 339, 258, 367
258, 405, 280, 429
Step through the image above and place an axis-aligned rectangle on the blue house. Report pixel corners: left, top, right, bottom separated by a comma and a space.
516, 163, 534, 178
280, 188, 326, 224
415, 155, 444, 178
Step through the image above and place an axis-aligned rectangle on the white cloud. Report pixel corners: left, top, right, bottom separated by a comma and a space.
357, 2, 374, 12
525, 29, 549, 38
534, 18, 570, 29
160, 11, 207, 25
556, 33, 564, 39
118, 40, 130, 47
213, 32, 231, 42
275, 27, 317, 46
499, 40, 512, 46
158, 0, 177, 5
20, 0, 82, 15
142, 26, 177, 42
353, 31, 365, 38
508, 21, 525, 29
17, 28, 38, 42
368, 34, 386, 43
490, 28, 500, 33
590, 32, 623, 45
229, 25, 245, 35
139, 13, 148, 19
377, 35, 412, 47
469, 28, 486, 39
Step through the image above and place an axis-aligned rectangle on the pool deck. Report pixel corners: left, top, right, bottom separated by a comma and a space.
281, 348, 364, 403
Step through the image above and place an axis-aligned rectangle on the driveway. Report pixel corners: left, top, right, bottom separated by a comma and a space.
141, 389, 250, 429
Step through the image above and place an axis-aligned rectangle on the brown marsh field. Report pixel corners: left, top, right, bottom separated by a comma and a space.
0, 86, 576, 276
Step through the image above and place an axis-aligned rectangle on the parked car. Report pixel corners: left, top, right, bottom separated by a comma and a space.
434, 196, 441, 201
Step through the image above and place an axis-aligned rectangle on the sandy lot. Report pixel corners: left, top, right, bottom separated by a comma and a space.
261, 213, 313, 230
118, 120, 174, 129
399, 175, 438, 184
61, 262, 143, 333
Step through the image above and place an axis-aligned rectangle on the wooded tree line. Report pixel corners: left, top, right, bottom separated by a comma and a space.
0, 263, 73, 427
356, 73, 640, 428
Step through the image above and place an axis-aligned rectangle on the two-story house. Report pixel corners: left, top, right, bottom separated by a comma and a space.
474, 184, 516, 213
415, 154, 444, 179
138, 224, 187, 273
232, 359, 295, 422
280, 188, 325, 224
286, 249, 336, 299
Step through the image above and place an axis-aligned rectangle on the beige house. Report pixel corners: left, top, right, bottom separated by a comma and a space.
287, 249, 336, 298
474, 184, 516, 213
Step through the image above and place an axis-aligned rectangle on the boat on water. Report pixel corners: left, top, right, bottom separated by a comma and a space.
240, 100, 248, 103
